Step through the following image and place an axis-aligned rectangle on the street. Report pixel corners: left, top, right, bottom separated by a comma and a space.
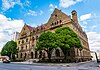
0, 61, 100, 70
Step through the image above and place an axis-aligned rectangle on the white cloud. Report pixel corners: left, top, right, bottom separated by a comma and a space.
27, 10, 37, 16
0, 14, 24, 52
49, 4, 57, 11
2, 0, 23, 11
86, 32, 100, 52
59, 0, 82, 8
80, 13, 92, 21
91, 25, 97, 29
24, 0, 31, 7
39, 10, 44, 15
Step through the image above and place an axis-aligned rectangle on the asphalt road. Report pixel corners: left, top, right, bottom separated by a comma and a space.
0, 61, 100, 70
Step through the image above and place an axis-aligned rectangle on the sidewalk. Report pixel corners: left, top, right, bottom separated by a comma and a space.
12, 61, 91, 67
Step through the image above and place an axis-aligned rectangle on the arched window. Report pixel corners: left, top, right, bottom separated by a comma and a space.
60, 20, 62, 23
22, 40, 24, 43
24, 53, 26, 59
26, 38, 28, 42
35, 51, 37, 58
26, 45, 27, 49
18, 41, 20, 44
57, 21, 58, 24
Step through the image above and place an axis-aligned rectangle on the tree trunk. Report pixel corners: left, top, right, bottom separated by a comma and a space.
48, 51, 51, 62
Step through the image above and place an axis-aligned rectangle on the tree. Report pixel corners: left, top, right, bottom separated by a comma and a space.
36, 27, 82, 62
36, 32, 58, 61
55, 27, 82, 59
1, 40, 17, 60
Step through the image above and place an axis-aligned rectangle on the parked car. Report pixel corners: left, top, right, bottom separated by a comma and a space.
3, 59, 11, 63
97, 59, 100, 63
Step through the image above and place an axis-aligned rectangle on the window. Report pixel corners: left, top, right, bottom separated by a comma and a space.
18, 41, 20, 44
20, 53, 22, 58
60, 20, 62, 23
21, 46, 23, 50
33, 37, 35, 41
55, 14, 57, 17
36, 36, 38, 40
35, 51, 37, 58
57, 21, 58, 24
51, 23, 54, 26
22, 40, 24, 43
26, 38, 28, 42
55, 22, 57, 25
32, 45, 34, 47
26, 45, 27, 49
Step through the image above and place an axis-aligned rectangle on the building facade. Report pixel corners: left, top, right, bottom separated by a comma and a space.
16, 8, 91, 62
12, 32, 19, 41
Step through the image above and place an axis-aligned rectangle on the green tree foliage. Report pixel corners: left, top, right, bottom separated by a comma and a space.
55, 27, 82, 48
55, 27, 82, 59
36, 32, 58, 61
1, 40, 17, 60
37, 27, 82, 61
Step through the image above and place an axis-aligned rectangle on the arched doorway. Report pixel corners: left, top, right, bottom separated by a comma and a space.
35, 51, 37, 58
31, 52, 33, 59
56, 49, 60, 57
20, 53, 22, 58
55, 49, 60, 62
23, 53, 26, 60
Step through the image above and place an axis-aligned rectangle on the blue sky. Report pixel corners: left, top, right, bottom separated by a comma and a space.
0, 0, 100, 53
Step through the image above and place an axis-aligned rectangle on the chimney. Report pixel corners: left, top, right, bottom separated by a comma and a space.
71, 10, 78, 25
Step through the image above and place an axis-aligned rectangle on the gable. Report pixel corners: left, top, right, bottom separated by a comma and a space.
18, 24, 32, 39
47, 8, 71, 25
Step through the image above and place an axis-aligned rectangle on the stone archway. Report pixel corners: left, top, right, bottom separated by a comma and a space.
24, 53, 26, 60
31, 52, 33, 59
56, 49, 60, 57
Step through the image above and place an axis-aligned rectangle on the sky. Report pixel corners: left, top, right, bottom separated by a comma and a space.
0, 0, 100, 53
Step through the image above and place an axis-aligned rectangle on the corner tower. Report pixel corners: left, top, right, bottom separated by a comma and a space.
71, 10, 78, 25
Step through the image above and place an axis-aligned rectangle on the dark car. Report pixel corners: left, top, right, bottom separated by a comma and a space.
3, 60, 11, 63
97, 59, 100, 63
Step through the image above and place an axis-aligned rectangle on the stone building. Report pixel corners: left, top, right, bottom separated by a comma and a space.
16, 8, 91, 62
